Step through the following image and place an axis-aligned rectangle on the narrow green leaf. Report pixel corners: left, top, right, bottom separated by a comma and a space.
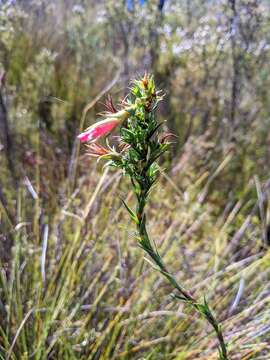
121, 198, 139, 224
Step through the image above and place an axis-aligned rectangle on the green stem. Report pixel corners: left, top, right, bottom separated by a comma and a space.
135, 190, 228, 360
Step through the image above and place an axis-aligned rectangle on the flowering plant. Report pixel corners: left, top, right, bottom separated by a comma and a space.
78, 74, 229, 359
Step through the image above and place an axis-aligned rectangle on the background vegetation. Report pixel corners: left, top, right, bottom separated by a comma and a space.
1, 0, 270, 358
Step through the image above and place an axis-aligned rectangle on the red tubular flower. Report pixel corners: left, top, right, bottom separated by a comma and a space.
78, 118, 119, 143
78, 108, 131, 143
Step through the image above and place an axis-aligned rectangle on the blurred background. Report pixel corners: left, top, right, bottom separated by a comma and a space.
1, 0, 270, 359
1, 0, 270, 197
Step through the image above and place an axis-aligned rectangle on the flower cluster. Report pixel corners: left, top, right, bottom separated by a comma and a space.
78, 74, 172, 174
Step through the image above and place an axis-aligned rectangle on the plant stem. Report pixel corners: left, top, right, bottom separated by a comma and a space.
134, 187, 228, 360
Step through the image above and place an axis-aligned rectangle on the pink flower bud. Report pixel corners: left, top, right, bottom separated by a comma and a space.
78, 109, 130, 143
